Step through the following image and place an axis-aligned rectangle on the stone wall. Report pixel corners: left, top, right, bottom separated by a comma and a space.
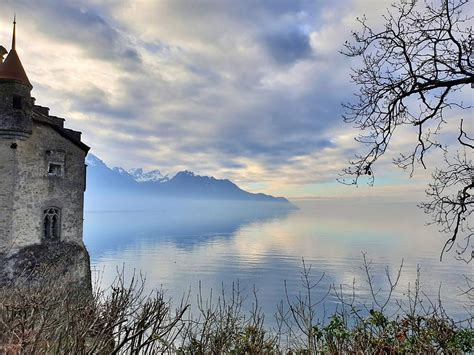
0, 137, 17, 253
0, 121, 87, 253
0, 82, 32, 138
0, 241, 91, 291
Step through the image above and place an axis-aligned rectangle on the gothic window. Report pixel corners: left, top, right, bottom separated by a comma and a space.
43, 207, 61, 240
12, 95, 22, 109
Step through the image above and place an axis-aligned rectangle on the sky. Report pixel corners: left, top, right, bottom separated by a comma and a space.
0, 0, 471, 199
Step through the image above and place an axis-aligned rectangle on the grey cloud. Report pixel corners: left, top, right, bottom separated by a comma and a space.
75, 59, 347, 171
8, 0, 418, 192
4, 0, 141, 66
69, 87, 136, 119
163, 0, 311, 25
262, 29, 312, 64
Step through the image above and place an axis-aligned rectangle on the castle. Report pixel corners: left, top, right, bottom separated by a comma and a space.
0, 19, 90, 284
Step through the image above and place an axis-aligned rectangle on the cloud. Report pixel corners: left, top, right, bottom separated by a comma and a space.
1, 0, 468, 198
261, 28, 312, 65
4, 0, 141, 67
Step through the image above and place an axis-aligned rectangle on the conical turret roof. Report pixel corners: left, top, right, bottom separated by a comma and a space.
0, 17, 32, 88
0, 50, 32, 88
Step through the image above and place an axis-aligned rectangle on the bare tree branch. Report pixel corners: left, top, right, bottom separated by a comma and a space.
341, 0, 473, 260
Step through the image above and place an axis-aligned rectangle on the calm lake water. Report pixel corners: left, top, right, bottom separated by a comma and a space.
84, 199, 472, 322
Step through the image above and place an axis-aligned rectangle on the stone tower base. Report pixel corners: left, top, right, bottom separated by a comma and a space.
0, 242, 91, 291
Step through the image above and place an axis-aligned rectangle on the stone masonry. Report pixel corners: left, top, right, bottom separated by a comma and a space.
0, 19, 91, 287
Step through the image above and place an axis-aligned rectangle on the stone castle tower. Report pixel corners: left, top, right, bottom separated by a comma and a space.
0, 19, 90, 285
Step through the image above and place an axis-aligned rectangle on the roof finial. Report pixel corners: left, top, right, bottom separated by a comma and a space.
12, 14, 16, 50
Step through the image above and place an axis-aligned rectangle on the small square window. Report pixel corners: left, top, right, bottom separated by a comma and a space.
48, 163, 63, 177
13, 95, 22, 109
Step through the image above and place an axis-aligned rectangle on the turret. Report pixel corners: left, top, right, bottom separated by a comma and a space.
0, 17, 33, 139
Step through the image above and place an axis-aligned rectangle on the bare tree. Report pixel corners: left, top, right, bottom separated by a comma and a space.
341, 0, 473, 261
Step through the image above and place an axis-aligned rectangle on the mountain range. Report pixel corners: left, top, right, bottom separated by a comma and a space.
85, 154, 296, 211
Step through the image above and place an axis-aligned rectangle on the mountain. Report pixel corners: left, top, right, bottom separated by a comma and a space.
85, 154, 297, 211
86, 154, 136, 188
128, 168, 169, 183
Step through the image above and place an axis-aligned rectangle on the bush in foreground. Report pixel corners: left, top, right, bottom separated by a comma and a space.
0, 258, 472, 353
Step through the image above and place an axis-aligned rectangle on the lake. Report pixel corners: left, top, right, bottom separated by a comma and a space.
84, 198, 472, 323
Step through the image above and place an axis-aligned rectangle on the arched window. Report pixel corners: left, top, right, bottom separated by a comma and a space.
43, 207, 61, 240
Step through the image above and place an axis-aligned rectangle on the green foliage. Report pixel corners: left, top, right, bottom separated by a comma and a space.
322, 315, 350, 352
450, 329, 474, 352
280, 310, 472, 354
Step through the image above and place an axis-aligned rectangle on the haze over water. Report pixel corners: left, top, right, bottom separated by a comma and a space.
84, 198, 472, 322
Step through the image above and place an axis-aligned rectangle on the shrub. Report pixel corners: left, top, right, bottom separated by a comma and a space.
0, 258, 472, 353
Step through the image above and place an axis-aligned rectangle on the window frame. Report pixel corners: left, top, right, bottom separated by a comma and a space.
43, 207, 61, 241
48, 162, 64, 177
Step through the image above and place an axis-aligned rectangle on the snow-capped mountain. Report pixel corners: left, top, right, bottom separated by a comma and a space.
128, 168, 169, 183
112, 167, 131, 177
85, 153, 296, 210
85, 153, 107, 168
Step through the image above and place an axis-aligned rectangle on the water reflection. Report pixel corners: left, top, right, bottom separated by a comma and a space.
84, 199, 472, 321
84, 201, 293, 256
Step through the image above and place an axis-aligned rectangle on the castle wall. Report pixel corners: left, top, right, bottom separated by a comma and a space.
0, 82, 32, 138
0, 39, 90, 288
0, 137, 18, 253
7, 122, 87, 251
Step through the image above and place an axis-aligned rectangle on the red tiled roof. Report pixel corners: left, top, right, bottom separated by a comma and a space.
0, 49, 32, 88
